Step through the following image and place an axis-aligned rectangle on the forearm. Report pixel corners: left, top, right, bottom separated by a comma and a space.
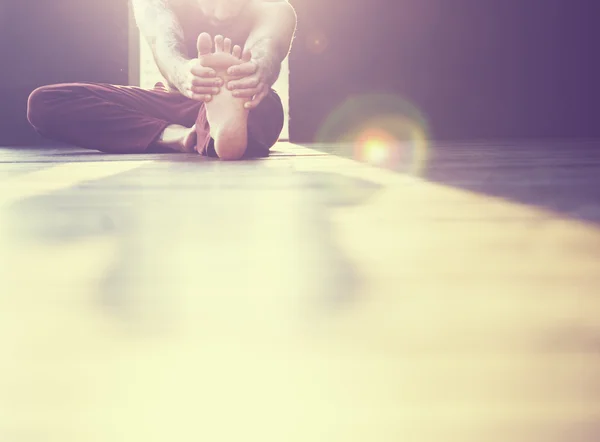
132, 0, 189, 89
245, 39, 282, 86
244, 1, 297, 86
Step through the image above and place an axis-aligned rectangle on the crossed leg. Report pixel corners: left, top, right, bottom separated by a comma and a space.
27, 45, 284, 158
27, 82, 200, 154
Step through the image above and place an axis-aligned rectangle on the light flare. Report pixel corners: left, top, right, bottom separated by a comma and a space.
316, 94, 431, 175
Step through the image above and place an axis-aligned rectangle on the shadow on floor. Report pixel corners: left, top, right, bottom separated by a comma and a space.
1, 154, 384, 322
306, 139, 600, 225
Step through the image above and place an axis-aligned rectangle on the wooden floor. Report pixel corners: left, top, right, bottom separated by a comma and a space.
0, 141, 599, 441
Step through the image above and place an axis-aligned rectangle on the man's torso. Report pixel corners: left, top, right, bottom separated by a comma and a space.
169, 0, 257, 58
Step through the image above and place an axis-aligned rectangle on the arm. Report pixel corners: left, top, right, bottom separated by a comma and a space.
225, 0, 297, 108
242, 0, 298, 86
131, 0, 190, 91
234, 0, 297, 87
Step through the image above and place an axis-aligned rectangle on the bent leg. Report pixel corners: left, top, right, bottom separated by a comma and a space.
195, 88, 284, 158
27, 83, 201, 153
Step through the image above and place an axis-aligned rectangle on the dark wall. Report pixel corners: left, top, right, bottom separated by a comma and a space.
3, 0, 598, 146
289, 0, 600, 143
0, 0, 130, 145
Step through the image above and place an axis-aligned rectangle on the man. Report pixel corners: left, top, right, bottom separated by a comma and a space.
27, 0, 297, 160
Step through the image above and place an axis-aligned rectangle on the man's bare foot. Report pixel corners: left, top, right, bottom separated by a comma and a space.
197, 32, 248, 160
156, 124, 197, 153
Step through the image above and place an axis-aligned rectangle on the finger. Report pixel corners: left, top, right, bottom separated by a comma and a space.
190, 63, 217, 78
244, 88, 269, 110
227, 60, 258, 77
232, 45, 242, 59
181, 84, 212, 102
214, 35, 224, 52
191, 93, 213, 102
192, 86, 221, 95
192, 76, 223, 87
242, 48, 252, 62
228, 75, 260, 90
223, 38, 232, 54
232, 82, 266, 99
232, 86, 262, 98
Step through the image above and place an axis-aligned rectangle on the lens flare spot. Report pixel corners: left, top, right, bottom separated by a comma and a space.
306, 30, 329, 54
316, 94, 431, 175
356, 129, 394, 166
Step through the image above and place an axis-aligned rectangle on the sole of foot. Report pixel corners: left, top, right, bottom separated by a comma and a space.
197, 33, 249, 161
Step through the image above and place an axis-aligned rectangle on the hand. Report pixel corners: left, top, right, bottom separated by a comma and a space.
178, 58, 224, 102
225, 49, 270, 110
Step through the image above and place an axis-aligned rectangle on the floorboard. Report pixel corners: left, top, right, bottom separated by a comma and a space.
0, 141, 599, 441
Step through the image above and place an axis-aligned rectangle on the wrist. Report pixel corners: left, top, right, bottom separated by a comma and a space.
169, 58, 192, 93
251, 48, 279, 86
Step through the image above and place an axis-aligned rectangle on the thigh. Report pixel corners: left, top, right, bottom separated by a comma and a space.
85, 82, 203, 125
34, 82, 203, 127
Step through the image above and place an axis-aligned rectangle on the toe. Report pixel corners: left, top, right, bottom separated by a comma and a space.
232, 45, 242, 58
223, 38, 232, 54
214, 35, 224, 52
242, 48, 252, 63
197, 32, 213, 56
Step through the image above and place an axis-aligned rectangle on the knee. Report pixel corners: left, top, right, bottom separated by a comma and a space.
27, 86, 55, 131
247, 90, 285, 151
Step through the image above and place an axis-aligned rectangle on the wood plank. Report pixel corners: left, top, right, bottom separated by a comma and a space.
0, 141, 599, 441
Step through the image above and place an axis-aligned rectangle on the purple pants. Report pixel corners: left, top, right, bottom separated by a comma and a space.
26, 82, 284, 157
